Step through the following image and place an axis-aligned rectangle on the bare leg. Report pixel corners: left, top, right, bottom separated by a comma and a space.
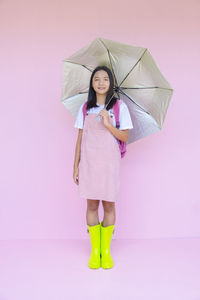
102, 200, 116, 226
86, 199, 100, 226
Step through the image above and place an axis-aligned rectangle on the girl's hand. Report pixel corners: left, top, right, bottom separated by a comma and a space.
98, 109, 111, 128
73, 167, 79, 185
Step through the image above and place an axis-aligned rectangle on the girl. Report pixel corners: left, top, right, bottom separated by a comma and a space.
73, 66, 133, 269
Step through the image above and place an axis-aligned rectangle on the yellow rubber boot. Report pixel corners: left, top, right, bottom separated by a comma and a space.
100, 221, 115, 269
87, 223, 101, 269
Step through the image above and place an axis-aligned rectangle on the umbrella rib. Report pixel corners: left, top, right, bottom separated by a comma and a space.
62, 92, 89, 102
119, 88, 161, 129
99, 38, 119, 87
122, 87, 174, 91
118, 88, 150, 115
63, 60, 93, 73
107, 50, 119, 87
119, 48, 148, 87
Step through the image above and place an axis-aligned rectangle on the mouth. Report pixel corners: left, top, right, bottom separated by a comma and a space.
98, 87, 106, 90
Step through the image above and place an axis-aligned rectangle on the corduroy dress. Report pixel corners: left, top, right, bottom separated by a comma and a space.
78, 112, 121, 202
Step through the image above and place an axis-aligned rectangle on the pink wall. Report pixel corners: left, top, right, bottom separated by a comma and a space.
1, 0, 200, 239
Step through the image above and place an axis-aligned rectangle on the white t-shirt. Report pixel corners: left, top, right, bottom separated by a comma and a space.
74, 101, 133, 144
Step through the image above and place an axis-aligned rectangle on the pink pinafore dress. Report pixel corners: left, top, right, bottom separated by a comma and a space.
78, 112, 121, 202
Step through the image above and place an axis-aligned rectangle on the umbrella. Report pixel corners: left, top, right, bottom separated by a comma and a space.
61, 37, 173, 144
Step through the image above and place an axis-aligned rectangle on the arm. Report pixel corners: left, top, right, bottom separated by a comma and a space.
73, 129, 83, 185
105, 123, 129, 143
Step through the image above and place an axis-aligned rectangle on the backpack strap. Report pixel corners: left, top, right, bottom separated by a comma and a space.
112, 99, 127, 158
82, 102, 87, 123
113, 99, 121, 129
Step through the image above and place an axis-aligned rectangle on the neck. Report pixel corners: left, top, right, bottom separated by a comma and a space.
96, 94, 106, 105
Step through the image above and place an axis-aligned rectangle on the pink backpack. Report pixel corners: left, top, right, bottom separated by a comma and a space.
82, 99, 127, 158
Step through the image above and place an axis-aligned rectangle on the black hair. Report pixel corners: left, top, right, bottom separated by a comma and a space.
86, 65, 118, 111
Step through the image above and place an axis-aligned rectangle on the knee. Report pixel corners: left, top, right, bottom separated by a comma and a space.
87, 199, 99, 211
102, 201, 115, 214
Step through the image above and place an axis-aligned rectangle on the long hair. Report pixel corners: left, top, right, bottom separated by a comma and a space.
86, 66, 118, 111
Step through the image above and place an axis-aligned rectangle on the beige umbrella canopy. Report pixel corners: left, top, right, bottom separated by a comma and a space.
61, 37, 173, 144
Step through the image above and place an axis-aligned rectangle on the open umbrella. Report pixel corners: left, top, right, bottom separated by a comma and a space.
61, 37, 173, 144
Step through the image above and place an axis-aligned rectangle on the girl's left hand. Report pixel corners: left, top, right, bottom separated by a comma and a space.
98, 109, 111, 128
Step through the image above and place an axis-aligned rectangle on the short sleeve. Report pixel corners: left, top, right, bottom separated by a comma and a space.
119, 102, 133, 130
74, 103, 84, 129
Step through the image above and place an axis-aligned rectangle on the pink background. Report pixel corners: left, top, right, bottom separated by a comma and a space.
1, 0, 200, 240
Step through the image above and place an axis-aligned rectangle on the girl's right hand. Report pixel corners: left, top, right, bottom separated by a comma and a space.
73, 167, 79, 185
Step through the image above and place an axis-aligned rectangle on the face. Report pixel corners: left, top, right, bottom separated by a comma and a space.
92, 70, 110, 95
